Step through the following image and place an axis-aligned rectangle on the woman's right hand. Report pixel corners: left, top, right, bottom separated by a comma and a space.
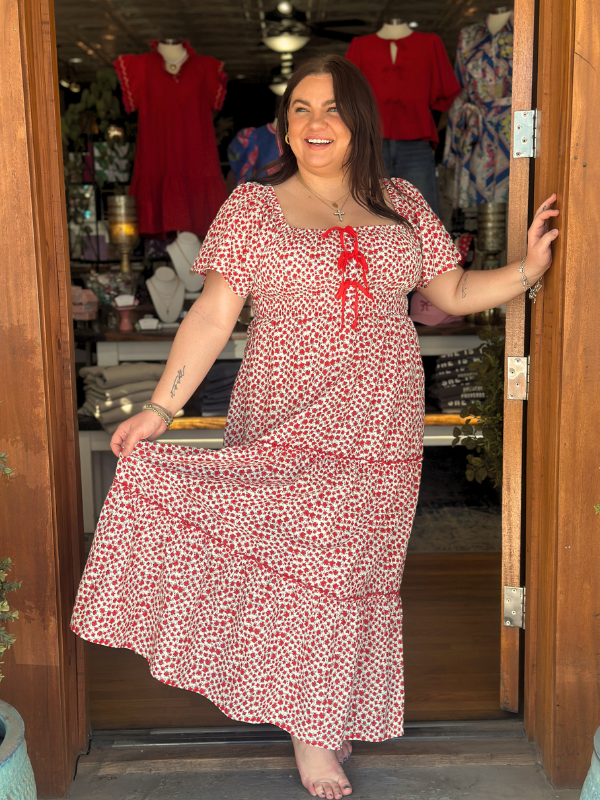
110, 410, 168, 457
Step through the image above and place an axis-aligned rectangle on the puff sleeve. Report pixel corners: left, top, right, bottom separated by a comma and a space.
113, 54, 145, 114
394, 180, 461, 288
429, 34, 461, 112
192, 183, 266, 297
203, 56, 228, 112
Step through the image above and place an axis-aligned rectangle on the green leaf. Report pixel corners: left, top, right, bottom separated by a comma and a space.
466, 469, 475, 481
475, 467, 488, 483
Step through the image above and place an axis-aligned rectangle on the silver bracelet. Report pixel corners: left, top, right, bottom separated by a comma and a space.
518, 257, 543, 304
142, 402, 174, 427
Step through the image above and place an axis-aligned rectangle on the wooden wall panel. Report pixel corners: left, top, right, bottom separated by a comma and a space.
500, 0, 535, 714
0, 0, 87, 796
525, 0, 600, 787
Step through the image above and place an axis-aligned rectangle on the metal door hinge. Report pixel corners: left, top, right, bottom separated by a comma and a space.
513, 110, 539, 158
504, 586, 526, 629
507, 356, 529, 400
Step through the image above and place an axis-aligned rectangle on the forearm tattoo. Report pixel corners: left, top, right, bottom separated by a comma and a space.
461, 272, 469, 298
170, 366, 185, 398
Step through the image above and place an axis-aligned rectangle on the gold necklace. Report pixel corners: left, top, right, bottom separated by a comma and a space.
174, 238, 196, 275
296, 174, 351, 222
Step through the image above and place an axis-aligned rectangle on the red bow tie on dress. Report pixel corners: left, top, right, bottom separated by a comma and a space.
323, 226, 374, 330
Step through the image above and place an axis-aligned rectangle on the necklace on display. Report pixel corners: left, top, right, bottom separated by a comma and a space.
163, 52, 188, 74
150, 275, 181, 316
295, 174, 350, 221
174, 238, 197, 275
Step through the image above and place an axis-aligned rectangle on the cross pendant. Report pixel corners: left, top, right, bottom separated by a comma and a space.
334, 208, 345, 221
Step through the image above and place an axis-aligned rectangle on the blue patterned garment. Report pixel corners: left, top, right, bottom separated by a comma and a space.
227, 123, 281, 185
442, 15, 513, 208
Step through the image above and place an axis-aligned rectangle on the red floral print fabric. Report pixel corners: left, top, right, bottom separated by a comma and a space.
70, 180, 460, 749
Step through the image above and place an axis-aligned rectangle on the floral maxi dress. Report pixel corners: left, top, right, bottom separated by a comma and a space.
70, 180, 460, 749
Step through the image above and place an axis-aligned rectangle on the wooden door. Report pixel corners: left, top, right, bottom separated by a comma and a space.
524, 0, 600, 788
502, 0, 600, 788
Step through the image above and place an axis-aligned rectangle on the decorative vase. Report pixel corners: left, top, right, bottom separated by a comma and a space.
107, 195, 139, 275
580, 727, 600, 799
0, 700, 37, 800
115, 305, 137, 333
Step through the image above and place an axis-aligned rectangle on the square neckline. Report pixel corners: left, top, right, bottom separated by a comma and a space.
267, 182, 402, 233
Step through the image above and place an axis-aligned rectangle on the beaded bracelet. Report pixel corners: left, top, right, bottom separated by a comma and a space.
142, 402, 174, 427
518, 257, 543, 304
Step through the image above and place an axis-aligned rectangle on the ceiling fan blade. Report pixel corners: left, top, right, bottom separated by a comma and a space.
312, 18, 367, 27
306, 27, 358, 42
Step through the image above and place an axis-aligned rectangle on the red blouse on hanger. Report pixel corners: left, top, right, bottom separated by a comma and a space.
346, 33, 460, 145
114, 41, 228, 238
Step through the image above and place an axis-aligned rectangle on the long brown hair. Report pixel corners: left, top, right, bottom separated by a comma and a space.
260, 54, 410, 227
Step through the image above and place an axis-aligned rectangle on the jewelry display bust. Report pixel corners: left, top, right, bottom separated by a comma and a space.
146, 266, 185, 323
166, 232, 204, 294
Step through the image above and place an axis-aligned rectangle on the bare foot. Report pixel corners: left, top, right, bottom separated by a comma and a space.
335, 740, 353, 766
292, 736, 353, 798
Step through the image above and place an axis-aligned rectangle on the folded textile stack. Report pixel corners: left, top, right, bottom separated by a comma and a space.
196, 361, 241, 417
79, 362, 166, 434
429, 348, 486, 414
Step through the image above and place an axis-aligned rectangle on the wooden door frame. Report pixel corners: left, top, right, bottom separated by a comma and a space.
500, 0, 536, 715
0, 0, 88, 797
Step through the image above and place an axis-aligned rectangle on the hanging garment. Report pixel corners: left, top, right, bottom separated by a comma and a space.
114, 41, 228, 237
345, 33, 460, 146
442, 16, 513, 208
70, 180, 460, 750
381, 140, 441, 217
228, 123, 282, 185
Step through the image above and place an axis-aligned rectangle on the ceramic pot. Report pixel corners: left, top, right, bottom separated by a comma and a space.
0, 700, 36, 799
580, 727, 600, 799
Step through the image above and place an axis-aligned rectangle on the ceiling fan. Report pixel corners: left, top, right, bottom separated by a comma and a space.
263, 1, 368, 44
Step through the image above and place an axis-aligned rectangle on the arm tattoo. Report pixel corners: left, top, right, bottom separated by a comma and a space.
461, 272, 469, 299
170, 366, 186, 398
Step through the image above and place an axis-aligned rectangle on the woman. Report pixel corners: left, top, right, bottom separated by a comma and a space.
71, 55, 558, 799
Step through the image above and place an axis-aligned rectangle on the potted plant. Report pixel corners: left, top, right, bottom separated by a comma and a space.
0, 448, 37, 799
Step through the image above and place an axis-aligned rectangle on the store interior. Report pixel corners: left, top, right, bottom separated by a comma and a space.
54, 0, 514, 732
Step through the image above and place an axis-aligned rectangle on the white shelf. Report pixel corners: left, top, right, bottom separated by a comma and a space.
96, 332, 479, 366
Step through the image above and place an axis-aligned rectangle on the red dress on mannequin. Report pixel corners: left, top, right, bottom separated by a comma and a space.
114, 42, 228, 238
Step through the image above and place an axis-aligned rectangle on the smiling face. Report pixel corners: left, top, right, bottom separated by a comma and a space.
286, 73, 352, 178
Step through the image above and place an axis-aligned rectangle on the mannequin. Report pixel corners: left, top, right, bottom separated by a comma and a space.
157, 39, 188, 75
146, 266, 185, 324
487, 7, 513, 35
166, 232, 205, 295
376, 18, 412, 66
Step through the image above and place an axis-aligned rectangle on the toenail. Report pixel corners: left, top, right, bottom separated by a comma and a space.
344, 756, 347, 761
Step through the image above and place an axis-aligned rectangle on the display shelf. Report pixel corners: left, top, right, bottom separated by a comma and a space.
87, 323, 496, 366
168, 413, 480, 431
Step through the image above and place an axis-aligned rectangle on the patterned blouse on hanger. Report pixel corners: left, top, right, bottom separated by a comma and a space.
442, 16, 513, 208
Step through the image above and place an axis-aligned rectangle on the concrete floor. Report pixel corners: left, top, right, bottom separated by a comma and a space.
64, 760, 584, 800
